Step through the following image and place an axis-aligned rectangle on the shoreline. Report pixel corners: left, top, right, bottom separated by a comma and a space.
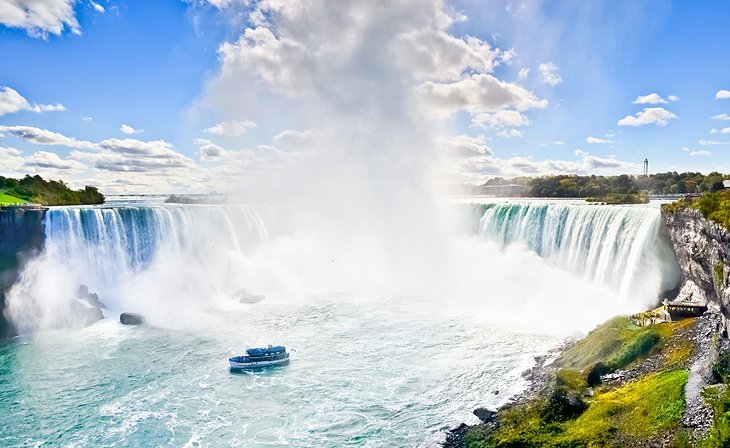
442, 311, 725, 447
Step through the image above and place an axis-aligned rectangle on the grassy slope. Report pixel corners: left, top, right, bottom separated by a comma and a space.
465, 317, 695, 448
0, 192, 24, 205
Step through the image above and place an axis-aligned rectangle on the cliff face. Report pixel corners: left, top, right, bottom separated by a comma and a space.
662, 207, 730, 317
0, 207, 46, 336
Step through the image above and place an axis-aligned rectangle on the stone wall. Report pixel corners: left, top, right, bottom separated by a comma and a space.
662, 207, 730, 319
0, 207, 46, 336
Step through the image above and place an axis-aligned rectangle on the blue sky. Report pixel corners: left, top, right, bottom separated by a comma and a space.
0, 0, 729, 193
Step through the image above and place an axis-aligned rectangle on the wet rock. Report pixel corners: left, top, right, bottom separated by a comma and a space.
74, 284, 104, 324
120, 312, 145, 326
473, 407, 497, 423
235, 289, 266, 304
442, 423, 469, 448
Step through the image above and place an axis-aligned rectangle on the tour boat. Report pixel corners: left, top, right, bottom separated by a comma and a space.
229, 345, 290, 369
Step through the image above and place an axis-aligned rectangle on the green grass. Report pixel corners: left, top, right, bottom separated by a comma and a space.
465, 370, 688, 447
0, 192, 24, 205
555, 316, 661, 372
464, 316, 698, 448
701, 385, 730, 447
562, 370, 687, 441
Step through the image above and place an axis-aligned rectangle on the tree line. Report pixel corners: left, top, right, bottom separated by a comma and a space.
483, 172, 728, 198
0, 175, 105, 206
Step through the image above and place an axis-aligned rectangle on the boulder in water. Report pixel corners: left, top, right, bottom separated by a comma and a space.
120, 312, 145, 326
473, 407, 497, 423
235, 289, 266, 304
73, 284, 104, 325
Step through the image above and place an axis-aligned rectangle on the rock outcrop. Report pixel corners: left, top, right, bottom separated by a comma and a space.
120, 312, 145, 326
662, 207, 730, 320
0, 207, 46, 336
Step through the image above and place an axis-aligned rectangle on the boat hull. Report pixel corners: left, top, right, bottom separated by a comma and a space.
229, 356, 290, 369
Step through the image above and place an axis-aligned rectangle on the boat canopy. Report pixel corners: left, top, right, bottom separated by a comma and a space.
246, 345, 286, 356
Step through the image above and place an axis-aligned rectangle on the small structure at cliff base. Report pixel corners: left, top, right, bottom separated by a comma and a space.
630, 306, 672, 326
662, 298, 708, 320
631, 279, 711, 327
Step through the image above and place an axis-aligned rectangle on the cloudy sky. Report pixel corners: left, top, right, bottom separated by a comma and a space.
1, 0, 729, 193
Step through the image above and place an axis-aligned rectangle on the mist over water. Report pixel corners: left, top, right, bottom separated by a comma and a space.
6, 198, 678, 334
1, 196, 682, 446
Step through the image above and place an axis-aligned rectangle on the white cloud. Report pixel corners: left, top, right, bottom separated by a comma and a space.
711, 128, 719, 134
0, 87, 65, 116
723, 128, 730, 134
418, 74, 547, 118
0, 0, 80, 38
74, 138, 196, 172
586, 136, 614, 144
538, 62, 562, 86
699, 139, 730, 146
90, 1, 105, 13
0, 125, 95, 148
438, 134, 493, 156
204, 120, 256, 136
195, 138, 228, 162
716, 90, 730, 100
617, 107, 678, 127
120, 124, 143, 134
471, 110, 530, 129
496, 128, 523, 138
631, 93, 675, 104
81, 115, 93, 122
448, 145, 639, 184
207, 0, 540, 130
712, 114, 730, 121
517, 68, 529, 81
553, 140, 564, 145
273, 128, 321, 146
25, 150, 86, 170
689, 150, 712, 157
394, 31, 501, 81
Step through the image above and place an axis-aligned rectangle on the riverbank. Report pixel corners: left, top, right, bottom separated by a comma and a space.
445, 312, 726, 447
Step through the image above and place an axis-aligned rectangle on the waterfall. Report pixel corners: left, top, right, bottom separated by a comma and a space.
5, 204, 281, 333
4, 199, 681, 334
470, 201, 680, 299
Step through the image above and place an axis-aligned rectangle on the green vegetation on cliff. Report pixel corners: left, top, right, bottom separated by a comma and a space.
0, 175, 104, 206
0, 193, 24, 205
662, 190, 730, 230
464, 317, 696, 448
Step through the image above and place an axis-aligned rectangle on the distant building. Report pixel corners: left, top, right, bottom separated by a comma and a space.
723, 180, 730, 189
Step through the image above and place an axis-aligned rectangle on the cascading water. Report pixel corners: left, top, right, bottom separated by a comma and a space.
0, 198, 684, 447
470, 200, 680, 302
6, 203, 282, 333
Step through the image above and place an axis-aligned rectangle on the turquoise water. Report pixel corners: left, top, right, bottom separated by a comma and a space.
1, 199, 675, 446
0, 297, 557, 447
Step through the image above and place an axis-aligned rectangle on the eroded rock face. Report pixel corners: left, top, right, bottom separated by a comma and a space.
662, 207, 730, 316
0, 207, 46, 337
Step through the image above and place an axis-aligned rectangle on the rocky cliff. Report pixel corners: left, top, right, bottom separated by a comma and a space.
662, 206, 730, 330
0, 207, 46, 336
